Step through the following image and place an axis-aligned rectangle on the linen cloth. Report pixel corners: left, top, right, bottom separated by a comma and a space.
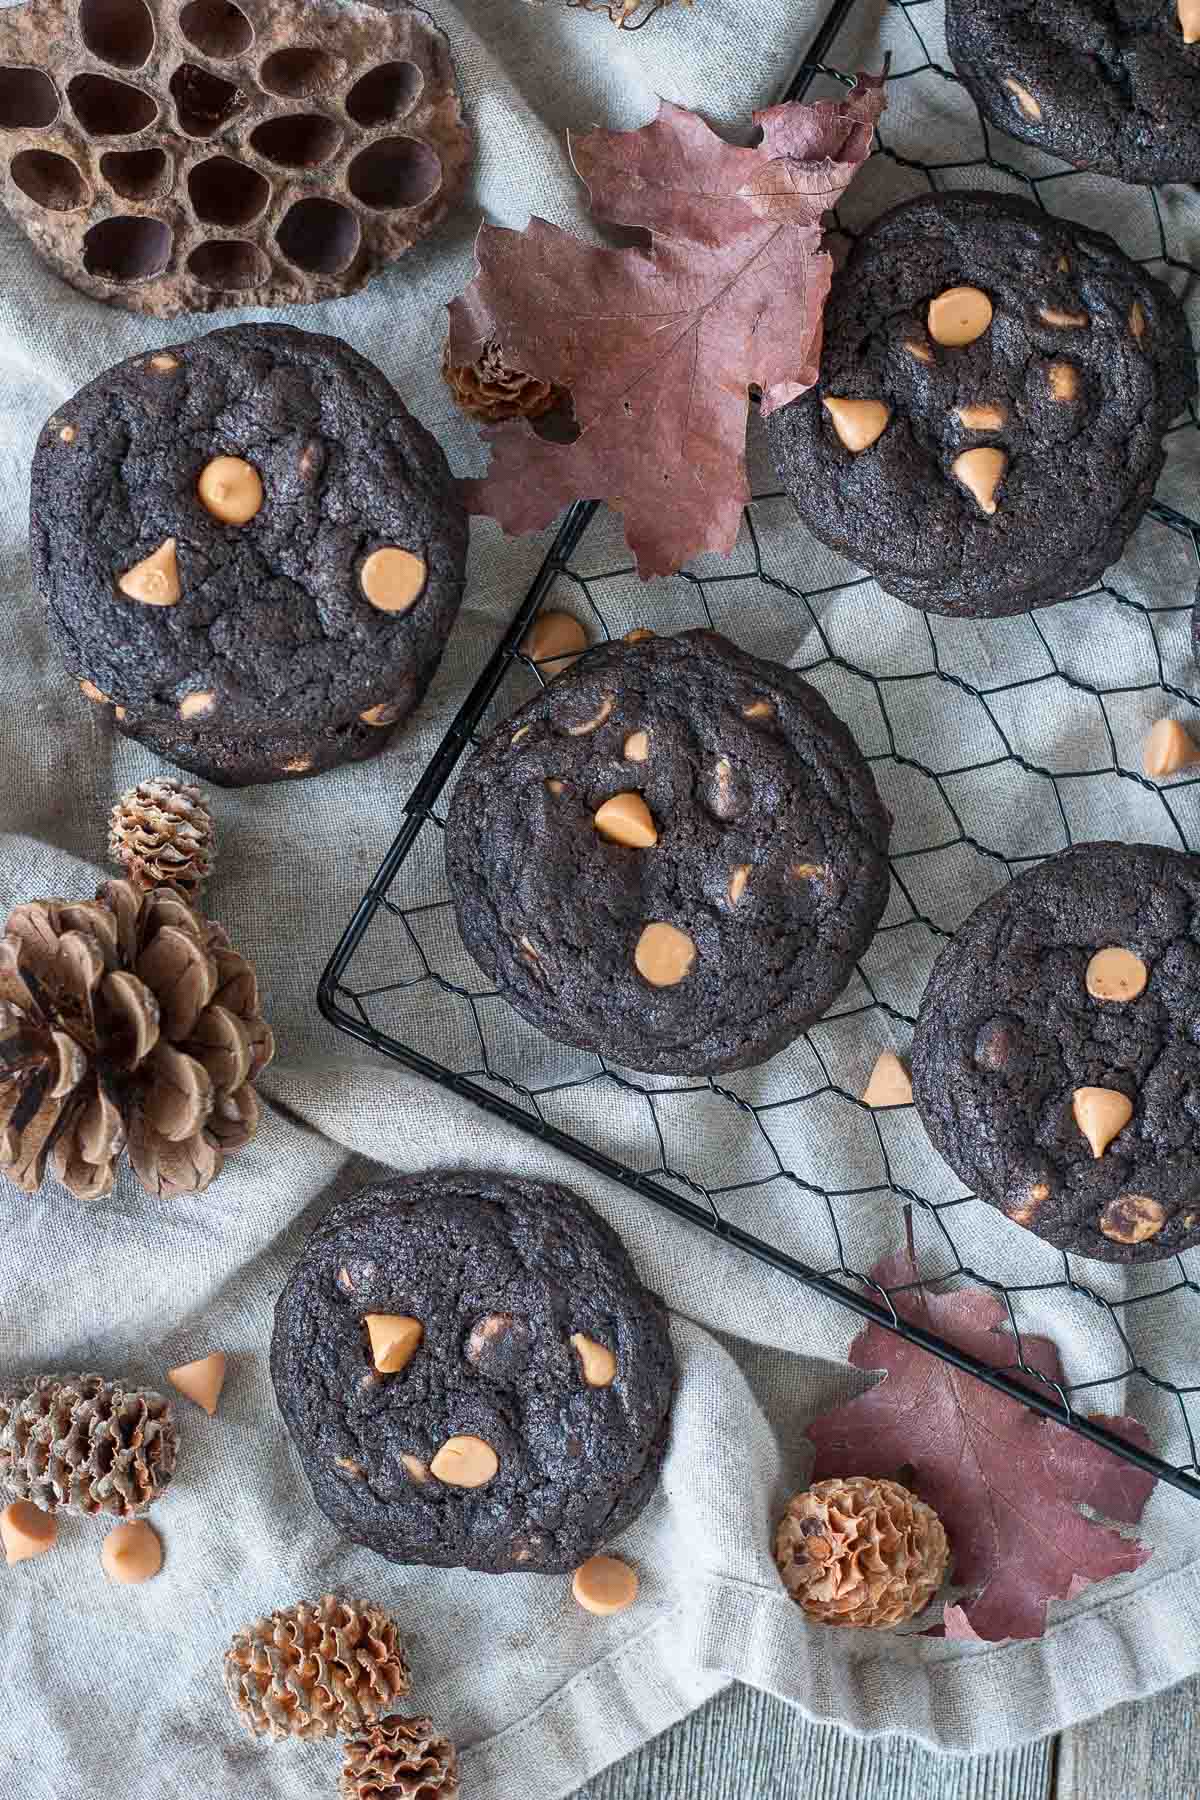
1, 0, 1199, 1795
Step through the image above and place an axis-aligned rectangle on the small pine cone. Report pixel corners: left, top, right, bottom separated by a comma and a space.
774, 1477, 949, 1629
224, 1595, 412, 1743
442, 336, 567, 425
340, 1716, 460, 1800
108, 777, 214, 901
0, 1373, 177, 1518
0, 878, 273, 1202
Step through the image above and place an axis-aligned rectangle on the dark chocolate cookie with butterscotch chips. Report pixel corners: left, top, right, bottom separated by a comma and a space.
444, 629, 891, 1077
912, 842, 1200, 1264
270, 1170, 676, 1575
946, 0, 1200, 188
764, 191, 1195, 619
30, 322, 467, 786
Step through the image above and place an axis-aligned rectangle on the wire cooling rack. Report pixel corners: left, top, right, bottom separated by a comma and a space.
321, 0, 1200, 1501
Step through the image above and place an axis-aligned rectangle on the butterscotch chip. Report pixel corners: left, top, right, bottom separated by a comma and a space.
1072, 1086, 1133, 1159
511, 724, 532, 746
902, 338, 935, 366
150, 354, 180, 373
727, 864, 750, 905
198, 456, 264, 525
572, 1554, 639, 1616
59, 425, 76, 444
1143, 718, 1200, 779
571, 1332, 617, 1388
623, 628, 655, 644
167, 1352, 227, 1416
179, 690, 216, 720
1086, 947, 1148, 1003
1129, 301, 1147, 342
114, 706, 127, 721
952, 447, 1006, 515
623, 730, 650, 762
364, 1314, 424, 1376
360, 547, 428, 614
743, 699, 774, 720
1180, 0, 1200, 42
1, 1500, 57, 1566
429, 1435, 499, 1488
1049, 361, 1080, 402
335, 1457, 365, 1478
927, 285, 993, 347
1100, 1193, 1166, 1245
862, 1051, 912, 1109
565, 695, 614, 736
79, 678, 110, 704
545, 777, 566, 796
790, 862, 824, 881
282, 756, 313, 773
522, 610, 588, 678
594, 792, 657, 849
518, 935, 540, 962
360, 703, 402, 727
956, 403, 1007, 430
1002, 76, 1042, 120
401, 1454, 431, 1484
822, 396, 890, 453
634, 922, 696, 987
1038, 305, 1089, 328
101, 1520, 163, 1585
118, 539, 180, 607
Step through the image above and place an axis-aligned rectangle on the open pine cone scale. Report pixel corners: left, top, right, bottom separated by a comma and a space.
0, 879, 273, 1202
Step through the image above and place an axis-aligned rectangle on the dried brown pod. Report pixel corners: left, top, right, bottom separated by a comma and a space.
528, 0, 689, 25
340, 1716, 460, 1800
442, 336, 566, 426
0, 1372, 177, 1517
0, 877, 273, 1201
108, 776, 214, 900
774, 1475, 949, 1629
224, 1594, 412, 1742
0, 0, 472, 316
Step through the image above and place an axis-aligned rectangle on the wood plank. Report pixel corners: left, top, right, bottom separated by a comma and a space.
577, 1683, 1054, 1799
1056, 1674, 1200, 1799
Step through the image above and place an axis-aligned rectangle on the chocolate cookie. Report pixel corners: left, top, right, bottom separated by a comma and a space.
946, 0, 1200, 187
912, 841, 1200, 1264
31, 322, 467, 786
444, 629, 891, 1076
764, 192, 1195, 619
270, 1171, 676, 1574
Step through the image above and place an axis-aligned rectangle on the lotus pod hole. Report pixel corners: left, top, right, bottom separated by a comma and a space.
0, 67, 59, 128
79, 0, 154, 70
170, 62, 247, 137
69, 70, 157, 134
188, 154, 269, 228
187, 237, 268, 289
277, 195, 359, 273
345, 60, 421, 127
83, 212, 170, 280
249, 111, 340, 167
179, 0, 253, 59
100, 144, 169, 199
259, 45, 340, 98
11, 147, 86, 209
348, 136, 440, 209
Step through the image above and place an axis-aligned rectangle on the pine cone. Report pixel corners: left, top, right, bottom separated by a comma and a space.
108, 778, 214, 902
0, 879, 273, 1202
442, 337, 567, 425
224, 1595, 412, 1743
340, 1716, 460, 1800
774, 1477, 949, 1629
0, 1372, 177, 1518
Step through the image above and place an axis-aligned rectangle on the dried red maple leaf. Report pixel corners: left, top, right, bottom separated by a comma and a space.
448, 76, 885, 579
807, 1246, 1156, 1642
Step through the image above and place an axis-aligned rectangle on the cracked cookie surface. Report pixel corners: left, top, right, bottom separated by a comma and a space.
31, 321, 467, 785
764, 192, 1194, 619
912, 840, 1200, 1263
444, 629, 891, 1077
270, 1170, 676, 1574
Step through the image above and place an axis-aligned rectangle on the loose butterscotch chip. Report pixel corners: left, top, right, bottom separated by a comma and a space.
150, 354, 180, 373
956, 403, 1007, 431
360, 548, 428, 614
566, 695, 615, 736
623, 628, 655, 644
571, 1332, 617, 1388
1180, 0, 1200, 42
743, 699, 775, 720
179, 690, 216, 720
822, 396, 891, 453
364, 1314, 424, 1376
1049, 361, 1080, 402
1100, 1193, 1166, 1245
59, 424, 76, 444
167, 1352, 227, 1416
573, 1554, 639, 1616
522, 610, 588, 677
952, 447, 1007, 515
624, 730, 650, 763
545, 778, 566, 796
1038, 305, 1089, 329
635, 921, 696, 987
1072, 1086, 1133, 1159
1, 1500, 57, 1566
727, 864, 750, 905
1129, 301, 1148, 342
1086, 947, 1148, 1003
101, 1520, 163, 1585
594, 792, 657, 849
198, 456, 264, 526
862, 1051, 912, 1109
927, 285, 993, 347
1002, 76, 1042, 120
903, 338, 935, 366
1143, 718, 1200, 779
118, 539, 180, 607
401, 1454, 430, 1484
360, 703, 401, 727
79, 679, 110, 704
430, 1435, 499, 1488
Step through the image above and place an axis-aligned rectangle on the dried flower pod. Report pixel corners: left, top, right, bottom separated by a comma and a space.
527, 0, 688, 25
340, 1716, 460, 1800
224, 1594, 412, 1742
0, 877, 273, 1202
0, 1372, 177, 1517
774, 1476, 949, 1629
108, 777, 214, 900
442, 337, 567, 425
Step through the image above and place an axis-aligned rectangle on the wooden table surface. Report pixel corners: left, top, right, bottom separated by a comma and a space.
575, 1671, 1198, 1797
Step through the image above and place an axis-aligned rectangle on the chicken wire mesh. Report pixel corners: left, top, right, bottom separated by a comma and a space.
320, 0, 1200, 1499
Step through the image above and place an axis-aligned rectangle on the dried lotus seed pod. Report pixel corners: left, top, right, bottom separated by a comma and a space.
0, 0, 472, 316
